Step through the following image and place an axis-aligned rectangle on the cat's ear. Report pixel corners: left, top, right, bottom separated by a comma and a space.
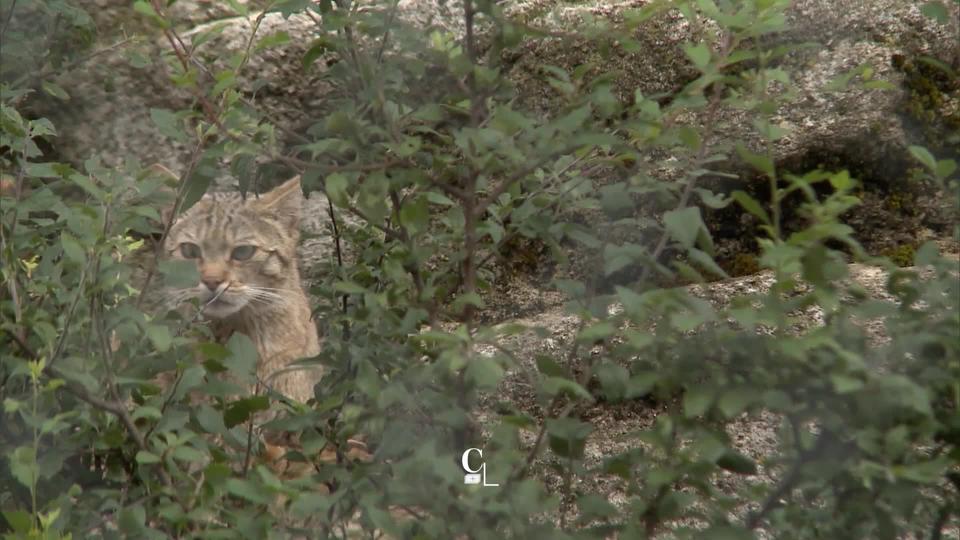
252, 176, 302, 230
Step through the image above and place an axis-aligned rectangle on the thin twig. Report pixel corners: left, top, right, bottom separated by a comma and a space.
635, 37, 730, 288
0, 0, 16, 41
9, 36, 138, 92
505, 318, 592, 487
474, 145, 580, 219
135, 139, 206, 310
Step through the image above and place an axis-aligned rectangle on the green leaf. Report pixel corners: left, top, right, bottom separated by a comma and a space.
716, 450, 757, 475
663, 206, 704, 249
920, 1, 950, 23
547, 418, 593, 459
255, 31, 291, 52
41, 81, 70, 100
595, 362, 629, 401
466, 358, 504, 389
224, 333, 258, 382
399, 195, 429, 234
933, 158, 955, 179
625, 372, 658, 398
333, 281, 366, 294
736, 144, 775, 178
268, 0, 313, 18
325, 173, 349, 206
179, 164, 214, 212
135, 450, 161, 464
133, 0, 168, 28
2, 510, 33, 533
688, 248, 728, 278
302, 38, 332, 69
224, 396, 270, 428
731, 190, 771, 224
226, 477, 273, 504
131, 406, 163, 421
577, 493, 618, 522
894, 457, 950, 484
717, 388, 753, 418
195, 403, 227, 435
60, 231, 86, 264
908, 145, 937, 171
118, 505, 147, 536
684, 42, 711, 70
576, 321, 617, 344
696, 525, 753, 540
149, 108, 187, 143
536, 356, 571, 378
542, 377, 593, 401
9, 446, 37, 489
677, 126, 701, 151
830, 374, 863, 394
683, 387, 713, 418
146, 324, 172, 352
158, 259, 200, 289
171, 445, 206, 463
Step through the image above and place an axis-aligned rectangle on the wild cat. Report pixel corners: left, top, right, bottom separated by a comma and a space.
162, 176, 321, 404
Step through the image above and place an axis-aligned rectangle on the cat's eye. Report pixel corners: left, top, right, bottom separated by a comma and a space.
179, 242, 201, 259
231, 245, 256, 261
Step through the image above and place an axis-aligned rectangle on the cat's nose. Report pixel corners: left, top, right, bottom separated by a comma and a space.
202, 279, 224, 292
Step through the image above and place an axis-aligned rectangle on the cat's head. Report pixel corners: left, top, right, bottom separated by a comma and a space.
162, 177, 303, 318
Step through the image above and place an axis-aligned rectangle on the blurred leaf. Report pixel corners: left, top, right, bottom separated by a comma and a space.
159, 259, 200, 288
60, 231, 86, 263
303, 38, 332, 69
9, 446, 37, 489
146, 324, 172, 352
595, 362, 629, 401
2, 510, 32, 533
683, 387, 713, 418
225, 333, 258, 382
225, 478, 273, 504
684, 42, 711, 70
536, 356, 571, 379
325, 172, 349, 206
547, 418, 593, 459
716, 450, 757, 475
577, 321, 617, 344
41, 81, 70, 100
136, 450, 161, 464
224, 396, 270, 428
732, 190, 771, 225
908, 145, 937, 171
268, 0, 313, 18
255, 31, 291, 52
696, 525, 753, 540
149, 108, 187, 143
736, 144, 775, 178
663, 206, 705, 249
920, 1, 950, 23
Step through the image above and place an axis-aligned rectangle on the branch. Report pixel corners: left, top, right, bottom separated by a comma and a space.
474, 146, 579, 219
135, 140, 207, 310
504, 318, 592, 487
9, 37, 138, 93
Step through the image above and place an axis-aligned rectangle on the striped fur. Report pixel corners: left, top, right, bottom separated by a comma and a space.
163, 177, 321, 403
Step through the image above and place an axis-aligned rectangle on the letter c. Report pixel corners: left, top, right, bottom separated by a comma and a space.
461, 448, 483, 474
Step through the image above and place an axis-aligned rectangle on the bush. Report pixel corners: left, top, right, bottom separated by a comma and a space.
2, 0, 958, 538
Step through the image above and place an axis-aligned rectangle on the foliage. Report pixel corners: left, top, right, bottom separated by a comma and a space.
2, 0, 958, 538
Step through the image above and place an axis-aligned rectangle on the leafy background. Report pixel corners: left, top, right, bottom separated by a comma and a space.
1, 0, 958, 538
